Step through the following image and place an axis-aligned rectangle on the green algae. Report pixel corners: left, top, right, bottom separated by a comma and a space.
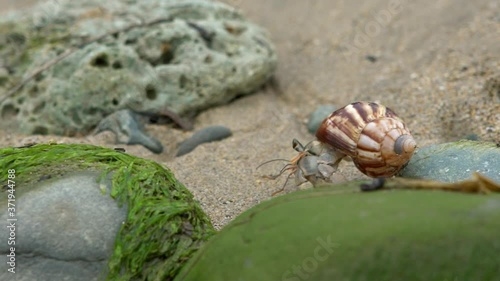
0, 143, 215, 280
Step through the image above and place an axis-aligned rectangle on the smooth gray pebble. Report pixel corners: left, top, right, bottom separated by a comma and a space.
95, 110, 163, 154
399, 140, 500, 183
176, 125, 232, 157
307, 105, 337, 134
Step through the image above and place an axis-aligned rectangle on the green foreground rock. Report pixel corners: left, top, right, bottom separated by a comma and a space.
176, 182, 500, 281
0, 144, 215, 280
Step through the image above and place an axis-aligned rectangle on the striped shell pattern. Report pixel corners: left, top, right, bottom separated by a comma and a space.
315, 102, 417, 177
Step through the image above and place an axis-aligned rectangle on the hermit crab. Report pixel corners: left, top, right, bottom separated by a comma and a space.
259, 101, 417, 195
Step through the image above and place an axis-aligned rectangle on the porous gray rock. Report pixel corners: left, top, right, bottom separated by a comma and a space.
0, 0, 277, 136
399, 140, 500, 183
0, 172, 127, 281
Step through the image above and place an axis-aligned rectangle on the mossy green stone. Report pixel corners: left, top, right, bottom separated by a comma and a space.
176, 183, 500, 281
0, 144, 215, 280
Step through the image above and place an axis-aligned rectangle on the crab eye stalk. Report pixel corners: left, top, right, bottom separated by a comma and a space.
292, 138, 305, 152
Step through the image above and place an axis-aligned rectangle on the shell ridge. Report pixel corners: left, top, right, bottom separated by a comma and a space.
315, 101, 416, 178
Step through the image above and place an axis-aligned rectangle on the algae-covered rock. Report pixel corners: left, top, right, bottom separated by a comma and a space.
399, 140, 500, 183
175, 183, 500, 281
0, 0, 277, 135
0, 144, 215, 280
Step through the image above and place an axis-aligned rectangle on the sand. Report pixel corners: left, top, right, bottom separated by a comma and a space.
0, 0, 498, 229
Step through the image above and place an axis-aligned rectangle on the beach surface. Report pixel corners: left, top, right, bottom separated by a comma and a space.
1, 0, 498, 228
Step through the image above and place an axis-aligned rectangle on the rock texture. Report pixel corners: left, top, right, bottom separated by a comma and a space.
0, 0, 277, 135
0, 172, 126, 281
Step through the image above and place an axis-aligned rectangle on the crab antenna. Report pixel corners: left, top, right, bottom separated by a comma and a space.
255, 158, 291, 170
263, 163, 295, 179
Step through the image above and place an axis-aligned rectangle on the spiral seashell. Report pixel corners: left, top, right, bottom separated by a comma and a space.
315, 101, 417, 177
